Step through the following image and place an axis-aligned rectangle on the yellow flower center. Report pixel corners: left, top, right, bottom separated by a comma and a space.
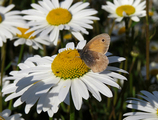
151, 46, 158, 51
16, 27, 36, 39
149, 11, 154, 16
150, 69, 158, 76
0, 116, 5, 120
0, 14, 2, 23
157, 109, 158, 114
51, 49, 90, 79
116, 5, 135, 17
64, 33, 72, 40
46, 8, 72, 26
118, 27, 125, 35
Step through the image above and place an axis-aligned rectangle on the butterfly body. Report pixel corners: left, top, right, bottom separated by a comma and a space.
79, 33, 110, 73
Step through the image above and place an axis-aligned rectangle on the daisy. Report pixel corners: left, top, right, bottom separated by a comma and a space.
2, 40, 127, 117
102, 0, 146, 22
22, 0, 99, 45
123, 90, 158, 120
12, 27, 50, 49
141, 62, 158, 83
153, 0, 158, 10
149, 41, 158, 53
0, 4, 26, 47
0, 109, 24, 120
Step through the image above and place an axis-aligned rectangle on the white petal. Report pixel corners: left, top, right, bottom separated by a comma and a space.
71, 80, 82, 110
71, 32, 84, 41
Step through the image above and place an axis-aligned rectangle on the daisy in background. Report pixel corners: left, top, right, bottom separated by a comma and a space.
0, 4, 26, 47
21, 0, 99, 45
12, 26, 50, 50
123, 90, 158, 120
2, 40, 127, 117
149, 41, 158, 53
141, 62, 158, 83
0, 109, 24, 120
102, 0, 146, 22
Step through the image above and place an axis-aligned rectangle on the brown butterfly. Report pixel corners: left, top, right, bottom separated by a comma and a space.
78, 33, 110, 73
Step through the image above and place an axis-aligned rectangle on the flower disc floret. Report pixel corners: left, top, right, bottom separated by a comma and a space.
118, 27, 125, 35
150, 69, 158, 76
116, 5, 135, 17
0, 116, 5, 120
51, 49, 90, 79
0, 14, 2, 23
46, 8, 72, 26
16, 27, 35, 39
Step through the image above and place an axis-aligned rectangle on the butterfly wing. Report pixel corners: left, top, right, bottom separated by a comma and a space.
85, 33, 110, 54
80, 50, 109, 73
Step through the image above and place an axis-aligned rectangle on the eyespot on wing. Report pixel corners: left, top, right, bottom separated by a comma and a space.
86, 33, 110, 54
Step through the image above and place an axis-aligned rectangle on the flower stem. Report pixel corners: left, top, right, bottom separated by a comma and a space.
145, 0, 149, 80
32, 0, 35, 3
9, 0, 12, 4
49, 117, 53, 120
17, 45, 24, 70
0, 43, 6, 112
124, 17, 130, 71
70, 93, 75, 120
60, 31, 64, 48
108, 18, 116, 36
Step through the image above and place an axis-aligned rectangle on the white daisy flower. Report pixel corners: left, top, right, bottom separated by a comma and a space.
152, 11, 158, 25
0, 109, 24, 120
123, 90, 158, 120
102, 0, 146, 22
0, 4, 26, 47
2, 41, 127, 117
22, 0, 99, 45
153, 0, 158, 10
149, 41, 158, 53
141, 62, 158, 83
12, 27, 50, 49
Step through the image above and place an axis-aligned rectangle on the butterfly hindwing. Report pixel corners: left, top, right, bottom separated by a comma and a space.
80, 50, 109, 73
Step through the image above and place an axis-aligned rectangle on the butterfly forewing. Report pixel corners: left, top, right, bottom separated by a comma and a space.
79, 33, 110, 73
85, 33, 110, 54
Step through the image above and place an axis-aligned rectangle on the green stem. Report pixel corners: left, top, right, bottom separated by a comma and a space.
124, 17, 130, 72
17, 45, 24, 70
49, 117, 53, 120
145, 0, 149, 80
70, 93, 75, 120
9, 0, 12, 4
61, 102, 67, 113
60, 31, 64, 48
108, 18, 116, 36
8, 45, 24, 110
0, 43, 6, 112
8, 99, 13, 110
32, 0, 35, 3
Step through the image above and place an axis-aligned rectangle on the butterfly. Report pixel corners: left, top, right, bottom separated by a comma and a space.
78, 33, 110, 73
